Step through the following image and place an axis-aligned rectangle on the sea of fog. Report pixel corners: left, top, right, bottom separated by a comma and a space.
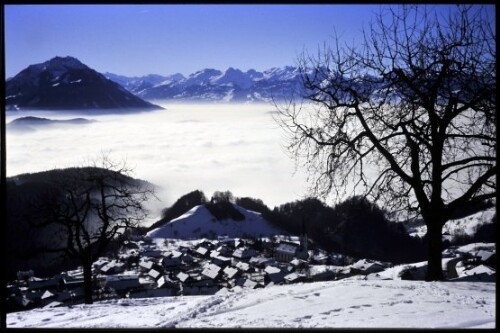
5, 103, 311, 226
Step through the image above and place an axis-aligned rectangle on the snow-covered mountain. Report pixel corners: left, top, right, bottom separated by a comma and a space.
106, 66, 305, 103
6, 56, 163, 110
147, 203, 288, 239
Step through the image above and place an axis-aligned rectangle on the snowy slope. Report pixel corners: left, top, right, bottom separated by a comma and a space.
7, 279, 495, 328
407, 207, 495, 239
147, 204, 288, 239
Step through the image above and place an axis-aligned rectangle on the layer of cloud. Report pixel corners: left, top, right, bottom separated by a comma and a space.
6, 104, 310, 222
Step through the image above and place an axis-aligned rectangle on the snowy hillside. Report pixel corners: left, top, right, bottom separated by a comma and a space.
7, 279, 495, 328
147, 204, 288, 239
406, 207, 496, 239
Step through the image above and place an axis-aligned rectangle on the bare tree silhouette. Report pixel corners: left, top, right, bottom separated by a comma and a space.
31, 153, 157, 303
276, 5, 495, 280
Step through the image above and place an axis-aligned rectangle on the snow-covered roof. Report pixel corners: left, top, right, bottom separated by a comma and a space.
242, 279, 258, 289
202, 263, 221, 280
276, 243, 297, 255
223, 266, 239, 279
284, 273, 301, 282
196, 247, 209, 256
235, 262, 250, 271
351, 259, 385, 272
264, 266, 281, 275
474, 250, 495, 262
148, 269, 162, 280
232, 247, 255, 259
176, 272, 190, 283
139, 259, 154, 271
464, 265, 495, 276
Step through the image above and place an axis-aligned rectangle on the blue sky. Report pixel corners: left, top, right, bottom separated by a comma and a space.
4, 4, 493, 78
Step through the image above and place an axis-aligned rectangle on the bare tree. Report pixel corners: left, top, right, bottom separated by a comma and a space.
32, 154, 156, 303
276, 5, 495, 280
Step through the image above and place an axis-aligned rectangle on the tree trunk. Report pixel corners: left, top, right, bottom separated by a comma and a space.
425, 221, 444, 281
82, 261, 94, 304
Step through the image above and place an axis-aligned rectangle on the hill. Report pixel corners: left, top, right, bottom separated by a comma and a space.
5, 167, 156, 280
6, 56, 163, 110
7, 116, 96, 133
147, 202, 289, 239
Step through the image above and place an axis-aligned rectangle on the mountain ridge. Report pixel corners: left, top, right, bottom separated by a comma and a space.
105, 66, 305, 103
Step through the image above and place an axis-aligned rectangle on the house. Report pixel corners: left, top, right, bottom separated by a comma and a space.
28, 277, 59, 290
264, 265, 286, 284
309, 269, 336, 282
235, 261, 251, 272
141, 248, 163, 258
249, 256, 276, 268
191, 276, 215, 288
162, 256, 182, 268
232, 247, 256, 260
105, 275, 141, 291
176, 272, 190, 284
201, 263, 221, 280
148, 268, 162, 280
311, 252, 329, 264
237, 278, 259, 289
350, 259, 386, 275
223, 266, 240, 280
215, 245, 233, 257
61, 276, 85, 289
93, 258, 110, 271
284, 272, 306, 284
138, 259, 154, 272
274, 243, 299, 262
473, 250, 495, 266
181, 253, 195, 264
247, 271, 266, 285
99, 260, 126, 275
195, 246, 210, 257
212, 255, 232, 267
290, 259, 308, 269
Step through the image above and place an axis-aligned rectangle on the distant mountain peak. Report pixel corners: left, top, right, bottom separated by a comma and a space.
6, 56, 163, 110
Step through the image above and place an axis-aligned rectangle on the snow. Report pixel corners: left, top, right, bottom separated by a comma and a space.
7, 279, 495, 328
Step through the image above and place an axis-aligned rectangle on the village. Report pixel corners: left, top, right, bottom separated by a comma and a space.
6, 233, 496, 313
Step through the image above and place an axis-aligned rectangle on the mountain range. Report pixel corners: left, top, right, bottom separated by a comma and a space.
6, 56, 163, 110
105, 66, 305, 103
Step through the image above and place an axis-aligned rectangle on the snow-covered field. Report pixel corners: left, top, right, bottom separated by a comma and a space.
7, 279, 495, 328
